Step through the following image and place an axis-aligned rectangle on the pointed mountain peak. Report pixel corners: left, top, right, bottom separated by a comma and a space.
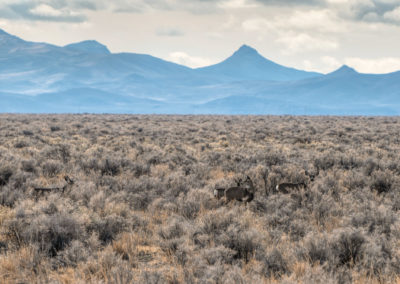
224, 44, 270, 65
197, 44, 321, 81
64, 40, 110, 54
337, 65, 357, 72
234, 44, 259, 56
238, 44, 258, 53
329, 65, 358, 76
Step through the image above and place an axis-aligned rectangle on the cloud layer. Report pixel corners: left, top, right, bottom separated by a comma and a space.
2, 0, 400, 25
0, 0, 400, 73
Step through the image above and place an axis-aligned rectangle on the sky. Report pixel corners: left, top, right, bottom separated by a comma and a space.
1, 0, 400, 74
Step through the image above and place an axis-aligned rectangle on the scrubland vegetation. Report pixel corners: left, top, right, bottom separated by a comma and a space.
0, 114, 400, 283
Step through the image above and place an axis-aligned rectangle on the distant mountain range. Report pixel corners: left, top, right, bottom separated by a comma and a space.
1, 28, 399, 115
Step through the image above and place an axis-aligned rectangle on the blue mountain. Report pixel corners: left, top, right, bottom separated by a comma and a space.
326, 65, 358, 77
197, 65, 400, 115
0, 28, 399, 115
196, 45, 321, 81
65, 40, 111, 54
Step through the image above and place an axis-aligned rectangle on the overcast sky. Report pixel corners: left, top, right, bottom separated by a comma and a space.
1, 0, 400, 73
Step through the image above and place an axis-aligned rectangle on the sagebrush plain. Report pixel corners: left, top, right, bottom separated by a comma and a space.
0, 114, 399, 283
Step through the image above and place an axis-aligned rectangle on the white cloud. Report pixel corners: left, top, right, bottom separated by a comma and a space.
242, 18, 271, 31
325, 0, 347, 3
302, 59, 315, 71
30, 4, 64, 17
300, 55, 400, 74
168, 51, 213, 68
383, 6, 400, 23
362, 11, 379, 21
218, 0, 258, 9
301, 56, 343, 73
331, 0, 400, 25
222, 14, 237, 29
1, 0, 400, 75
242, 10, 344, 55
156, 27, 184, 37
0, 1, 87, 22
344, 57, 400, 73
277, 33, 339, 54
285, 9, 345, 32
242, 9, 346, 36
321, 55, 342, 70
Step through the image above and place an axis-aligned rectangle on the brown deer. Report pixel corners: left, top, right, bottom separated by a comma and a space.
275, 181, 307, 194
213, 177, 243, 199
275, 168, 319, 194
33, 175, 74, 199
224, 176, 255, 203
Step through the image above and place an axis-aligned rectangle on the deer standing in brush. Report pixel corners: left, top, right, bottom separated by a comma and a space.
275, 168, 319, 194
214, 177, 242, 199
33, 175, 74, 199
214, 176, 255, 203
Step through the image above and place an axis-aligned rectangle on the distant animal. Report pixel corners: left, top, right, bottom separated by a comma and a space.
214, 176, 255, 203
275, 182, 307, 194
275, 167, 319, 194
213, 177, 243, 199
224, 176, 255, 203
33, 175, 74, 199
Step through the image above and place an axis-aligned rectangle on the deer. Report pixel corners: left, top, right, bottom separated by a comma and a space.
33, 175, 74, 199
224, 176, 255, 203
275, 168, 319, 194
214, 177, 242, 199
275, 181, 307, 194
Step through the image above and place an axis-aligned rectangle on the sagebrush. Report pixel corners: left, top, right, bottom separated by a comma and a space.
0, 114, 399, 283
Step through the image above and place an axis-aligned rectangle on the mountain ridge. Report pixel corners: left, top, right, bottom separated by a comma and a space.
65, 40, 111, 54
0, 28, 399, 115
196, 44, 322, 81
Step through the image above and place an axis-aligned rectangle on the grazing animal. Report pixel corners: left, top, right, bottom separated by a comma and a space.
275, 168, 319, 194
224, 186, 253, 202
275, 182, 307, 194
214, 176, 255, 203
33, 175, 74, 199
213, 178, 243, 199
224, 176, 255, 203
